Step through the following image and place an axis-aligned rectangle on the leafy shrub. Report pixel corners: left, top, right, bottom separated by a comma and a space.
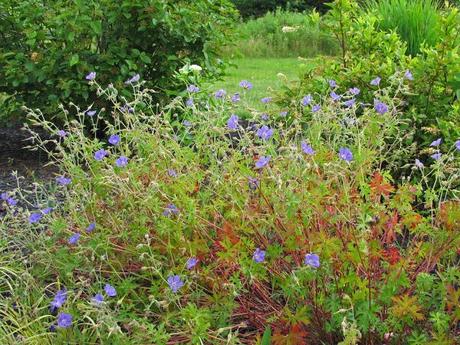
231, 0, 330, 18
276, 0, 460, 177
0, 0, 237, 124
222, 9, 338, 58
1, 68, 460, 343
367, 0, 442, 56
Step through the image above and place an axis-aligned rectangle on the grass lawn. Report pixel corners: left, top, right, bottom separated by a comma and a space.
209, 57, 303, 106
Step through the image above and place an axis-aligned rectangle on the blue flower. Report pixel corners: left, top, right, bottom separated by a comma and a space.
187, 85, 200, 93
57, 130, 68, 138
121, 104, 134, 113
349, 87, 360, 95
430, 138, 442, 147
104, 284, 117, 297
68, 233, 80, 245
455, 140, 460, 151
168, 169, 178, 178
257, 125, 274, 141
227, 114, 239, 130
6, 197, 17, 206
261, 113, 269, 121
86, 110, 97, 117
29, 212, 43, 224
185, 98, 194, 107
183, 120, 192, 128
339, 147, 353, 162
42, 207, 53, 215
86, 222, 96, 233
328, 79, 337, 88
261, 97, 272, 104
248, 177, 259, 190
56, 313, 72, 328
231, 93, 241, 103
56, 176, 71, 186
163, 204, 180, 217
344, 99, 355, 107
415, 159, 424, 169
304, 253, 320, 268
404, 69, 413, 80
186, 257, 198, 270
85, 72, 96, 81
280, 111, 288, 117
370, 77, 381, 86
431, 153, 442, 160
1, 193, 8, 201
312, 104, 321, 113
301, 141, 315, 155
50, 289, 67, 310
252, 248, 266, 263
214, 89, 227, 99
330, 92, 341, 101
94, 149, 108, 161
239, 80, 253, 90
301, 95, 312, 106
115, 156, 129, 168
167, 275, 184, 293
255, 156, 271, 169
92, 293, 104, 306
125, 74, 140, 85
108, 134, 120, 146
374, 100, 388, 114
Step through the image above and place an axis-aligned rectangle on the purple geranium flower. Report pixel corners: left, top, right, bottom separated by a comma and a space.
86, 222, 96, 233
239, 80, 253, 90
214, 89, 227, 99
56, 176, 71, 186
108, 134, 120, 146
86, 110, 97, 117
312, 104, 321, 113
430, 138, 442, 147
85, 72, 96, 81
104, 284, 117, 297
6, 197, 17, 206
185, 98, 194, 107
257, 125, 274, 140
261, 113, 269, 121
50, 289, 67, 310
301, 141, 315, 155
68, 233, 80, 245
349, 87, 360, 95
57, 130, 68, 138
1, 192, 8, 200
455, 140, 460, 151
94, 149, 108, 161
57, 313, 72, 328
163, 203, 179, 217
431, 153, 442, 160
42, 207, 53, 215
125, 74, 140, 85
330, 92, 341, 101
344, 99, 355, 107
115, 156, 129, 168
167, 275, 184, 293
253, 248, 266, 263
231, 93, 241, 103
304, 253, 320, 268
92, 293, 104, 305
370, 77, 381, 86
404, 69, 414, 80
227, 114, 239, 130
121, 104, 134, 113
255, 156, 271, 169
415, 159, 424, 169
339, 147, 353, 162
248, 177, 259, 190
328, 79, 337, 88
187, 85, 200, 93
186, 257, 198, 270
301, 95, 312, 107
168, 169, 178, 178
280, 110, 288, 117
183, 120, 192, 128
29, 212, 42, 224
261, 97, 272, 104
374, 100, 388, 114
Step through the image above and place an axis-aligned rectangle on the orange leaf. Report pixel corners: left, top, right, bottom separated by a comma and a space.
370, 172, 394, 198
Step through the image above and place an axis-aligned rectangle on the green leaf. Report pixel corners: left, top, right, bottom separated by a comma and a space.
69, 54, 79, 67
261, 326, 271, 345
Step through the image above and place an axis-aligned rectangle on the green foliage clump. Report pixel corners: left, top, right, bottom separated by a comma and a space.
367, 0, 442, 56
223, 9, 338, 58
0, 0, 237, 124
231, 0, 330, 18
1, 68, 460, 343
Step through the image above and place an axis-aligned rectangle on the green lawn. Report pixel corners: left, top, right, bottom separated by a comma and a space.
209, 57, 302, 106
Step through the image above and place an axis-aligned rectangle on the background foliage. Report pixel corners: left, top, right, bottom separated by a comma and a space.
230, 0, 331, 18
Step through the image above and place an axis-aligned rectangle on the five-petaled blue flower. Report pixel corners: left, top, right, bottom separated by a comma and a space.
92, 293, 104, 305
227, 114, 239, 130
187, 85, 200, 93
116, 156, 129, 168
56, 176, 71, 186
455, 140, 460, 151
29, 212, 43, 224
68, 233, 80, 245
185, 98, 194, 107
57, 313, 72, 328
57, 130, 68, 138
239, 80, 253, 90
430, 138, 442, 147
167, 275, 184, 293
301, 95, 312, 107
186, 257, 198, 270
339, 147, 353, 162
328, 79, 337, 88
344, 99, 355, 108
261, 97, 272, 104
1, 192, 8, 200
431, 153, 442, 160
50, 289, 67, 311
304, 253, 320, 268
301, 141, 315, 155
404, 69, 413, 80
255, 156, 271, 169
253, 248, 266, 263
415, 159, 424, 169
330, 92, 341, 101
86, 72, 96, 81
163, 203, 180, 217
168, 169, 178, 178
104, 284, 117, 297
125, 74, 140, 85
257, 125, 274, 141
280, 111, 288, 117
261, 113, 269, 121
6, 197, 17, 206
86, 110, 97, 117
349, 87, 360, 95
86, 222, 96, 233
312, 104, 321, 113
374, 100, 388, 114
370, 77, 381, 86
108, 134, 120, 146
231, 93, 241, 103
94, 149, 108, 161
214, 89, 227, 99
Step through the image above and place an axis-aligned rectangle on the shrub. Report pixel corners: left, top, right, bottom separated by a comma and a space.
231, 0, 330, 18
0, 0, 237, 124
1, 68, 460, 343
367, 0, 442, 56
222, 9, 338, 58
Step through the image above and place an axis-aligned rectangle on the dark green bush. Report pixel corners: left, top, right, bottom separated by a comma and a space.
0, 0, 237, 124
231, 0, 330, 18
